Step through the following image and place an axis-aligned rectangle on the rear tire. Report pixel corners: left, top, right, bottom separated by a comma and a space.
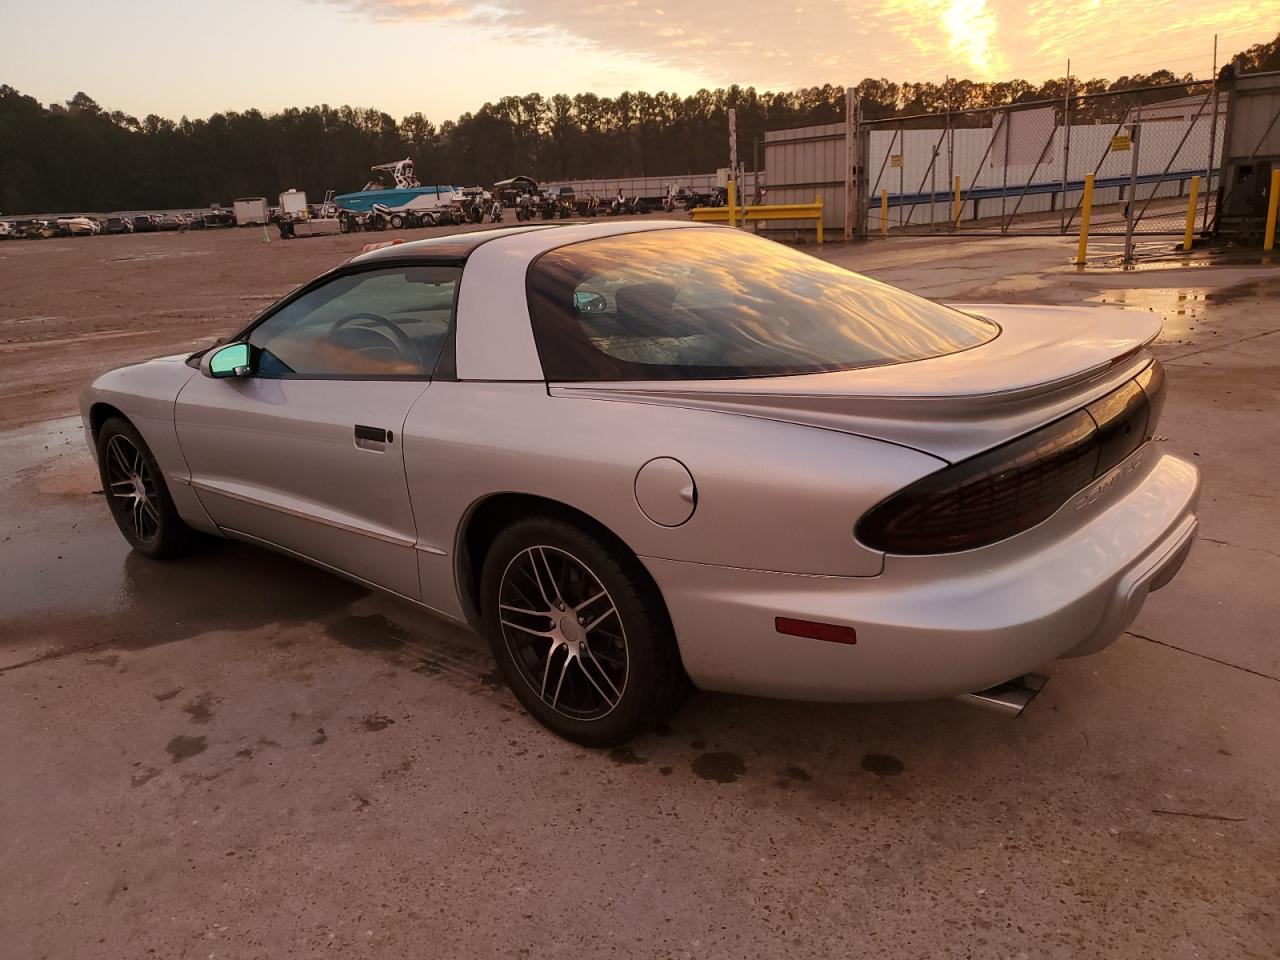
96, 416, 191, 559
480, 516, 687, 746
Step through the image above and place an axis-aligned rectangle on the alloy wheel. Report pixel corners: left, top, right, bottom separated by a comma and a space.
104, 433, 160, 543
497, 545, 629, 721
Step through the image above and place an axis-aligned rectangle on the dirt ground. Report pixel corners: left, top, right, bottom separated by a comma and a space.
1, 224, 1278, 959
0, 221, 544, 430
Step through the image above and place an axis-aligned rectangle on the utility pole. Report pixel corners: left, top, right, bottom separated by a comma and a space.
1202, 34, 1219, 233
728, 108, 737, 184
1123, 103, 1142, 263
1061, 59, 1071, 235
844, 86, 855, 241
945, 76, 953, 233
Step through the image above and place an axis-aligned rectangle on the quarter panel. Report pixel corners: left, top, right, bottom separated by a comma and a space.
403, 382, 946, 616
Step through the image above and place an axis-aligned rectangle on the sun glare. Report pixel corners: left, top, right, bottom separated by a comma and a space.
941, 0, 1005, 78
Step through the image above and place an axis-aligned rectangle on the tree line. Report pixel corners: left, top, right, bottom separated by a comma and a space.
1, 33, 1275, 215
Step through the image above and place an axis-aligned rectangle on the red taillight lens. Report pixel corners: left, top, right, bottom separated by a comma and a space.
856, 361, 1164, 555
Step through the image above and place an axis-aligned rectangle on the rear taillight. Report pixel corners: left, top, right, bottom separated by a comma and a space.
1134, 357, 1166, 436
1087, 379, 1148, 475
856, 360, 1165, 555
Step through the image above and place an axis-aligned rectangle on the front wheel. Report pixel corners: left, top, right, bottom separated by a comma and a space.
481, 517, 686, 746
96, 416, 191, 559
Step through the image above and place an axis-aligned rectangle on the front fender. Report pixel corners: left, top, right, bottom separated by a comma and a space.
82, 356, 219, 535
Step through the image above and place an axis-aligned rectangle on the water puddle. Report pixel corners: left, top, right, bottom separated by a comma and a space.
1087, 288, 1210, 343
1079, 240, 1278, 272
109, 250, 210, 263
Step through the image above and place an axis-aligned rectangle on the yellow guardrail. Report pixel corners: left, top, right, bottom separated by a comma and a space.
691, 192, 825, 244
689, 205, 738, 223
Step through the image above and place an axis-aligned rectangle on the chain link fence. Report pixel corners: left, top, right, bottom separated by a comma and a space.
858, 80, 1223, 238
761, 77, 1229, 248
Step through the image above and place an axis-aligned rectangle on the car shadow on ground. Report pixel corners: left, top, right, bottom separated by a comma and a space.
0, 503, 1100, 802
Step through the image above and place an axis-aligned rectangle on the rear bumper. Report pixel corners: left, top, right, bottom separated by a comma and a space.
643, 449, 1200, 702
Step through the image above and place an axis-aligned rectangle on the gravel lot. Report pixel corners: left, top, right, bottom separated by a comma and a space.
1, 224, 1278, 958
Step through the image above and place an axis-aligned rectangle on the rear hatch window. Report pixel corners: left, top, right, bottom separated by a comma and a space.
527, 227, 997, 381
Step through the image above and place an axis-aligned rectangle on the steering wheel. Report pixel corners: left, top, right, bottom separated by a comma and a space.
326, 312, 417, 363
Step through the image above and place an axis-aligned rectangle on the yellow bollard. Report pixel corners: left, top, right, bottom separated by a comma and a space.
880, 190, 888, 237
1183, 175, 1201, 252
1075, 173, 1095, 266
1265, 169, 1280, 253
727, 180, 736, 228
815, 195, 824, 245
953, 175, 962, 227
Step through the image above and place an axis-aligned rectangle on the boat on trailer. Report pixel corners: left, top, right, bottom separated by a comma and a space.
333, 159, 461, 219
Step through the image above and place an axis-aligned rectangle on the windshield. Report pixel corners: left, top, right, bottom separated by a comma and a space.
526, 228, 998, 381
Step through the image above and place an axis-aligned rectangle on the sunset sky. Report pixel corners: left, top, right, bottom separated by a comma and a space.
3, 0, 1276, 121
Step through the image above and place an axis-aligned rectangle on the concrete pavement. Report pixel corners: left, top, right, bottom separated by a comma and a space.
2, 232, 1277, 958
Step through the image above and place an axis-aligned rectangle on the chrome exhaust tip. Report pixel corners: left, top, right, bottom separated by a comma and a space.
956, 672, 1049, 717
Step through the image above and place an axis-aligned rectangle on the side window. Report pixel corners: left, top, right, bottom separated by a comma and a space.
247, 266, 459, 378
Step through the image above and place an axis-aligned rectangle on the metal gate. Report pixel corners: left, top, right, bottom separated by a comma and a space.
859, 80, 1223, 240
762, 77, 1228, 249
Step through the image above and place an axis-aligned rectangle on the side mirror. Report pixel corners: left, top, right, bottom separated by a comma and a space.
574, 291, 608, 314
202, 341, 252, 379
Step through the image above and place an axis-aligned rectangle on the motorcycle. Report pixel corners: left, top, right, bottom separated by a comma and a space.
609, 195, 650, 216
515, 194, 539, 221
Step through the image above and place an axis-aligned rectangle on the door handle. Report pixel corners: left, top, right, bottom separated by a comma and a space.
354, 424, 392, 446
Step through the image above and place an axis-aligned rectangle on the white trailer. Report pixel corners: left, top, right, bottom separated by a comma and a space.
233, 197, 269, 226
274, 188, 342, 238
278, 189, 308, 220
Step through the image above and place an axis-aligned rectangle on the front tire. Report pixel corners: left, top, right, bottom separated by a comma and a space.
480, 516, 685, 746
96, 416, 190, 559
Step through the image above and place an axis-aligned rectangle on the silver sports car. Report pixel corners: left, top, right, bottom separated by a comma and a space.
82, 221, 1200, 745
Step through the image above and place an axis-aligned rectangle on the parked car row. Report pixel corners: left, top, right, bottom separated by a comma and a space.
1, 181, 717, 243
0, 209, 240, 239
0, 216, 104, 239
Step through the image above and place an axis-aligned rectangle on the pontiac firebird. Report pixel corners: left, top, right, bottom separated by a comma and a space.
81, 221, 1200, 745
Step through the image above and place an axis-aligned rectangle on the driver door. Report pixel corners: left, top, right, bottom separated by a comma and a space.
175, 264, 458, 600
